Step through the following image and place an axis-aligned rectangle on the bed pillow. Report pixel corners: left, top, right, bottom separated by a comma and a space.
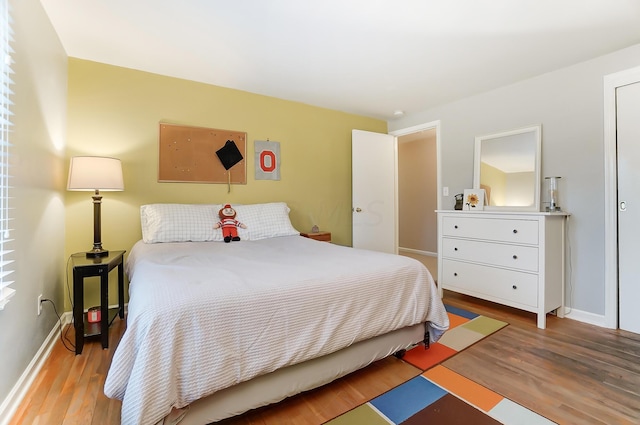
140, 204, 222, 243
233, 202, 299, 240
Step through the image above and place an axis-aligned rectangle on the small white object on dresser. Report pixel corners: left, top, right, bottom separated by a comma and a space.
437, 210, 569, 329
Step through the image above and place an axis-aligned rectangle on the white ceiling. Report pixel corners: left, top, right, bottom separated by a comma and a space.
40, 0, 640, 120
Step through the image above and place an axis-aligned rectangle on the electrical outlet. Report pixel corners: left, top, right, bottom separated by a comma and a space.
37, 294, 43, 316
443, 186, 449, 196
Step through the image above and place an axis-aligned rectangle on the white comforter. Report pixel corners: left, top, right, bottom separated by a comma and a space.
104, 236, 448, 425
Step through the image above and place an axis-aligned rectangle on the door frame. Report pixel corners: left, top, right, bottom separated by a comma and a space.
603, 65, 640, 329
389, 119, 442, 212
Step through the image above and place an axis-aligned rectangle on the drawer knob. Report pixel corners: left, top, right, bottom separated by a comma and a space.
454, 273, 458, 277
512, 285, 517, 290
512, 229, 518, 234
454, 247, 458, 251
512, 255, 518, 260
454, 225, 458, 229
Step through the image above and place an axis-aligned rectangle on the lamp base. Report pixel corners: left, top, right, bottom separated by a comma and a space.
86, 248, 109, 258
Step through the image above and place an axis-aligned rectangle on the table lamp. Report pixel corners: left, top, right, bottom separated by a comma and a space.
67, 156, 124, 258
544, 176, 561, 212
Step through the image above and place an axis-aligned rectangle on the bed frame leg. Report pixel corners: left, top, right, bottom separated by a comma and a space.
394, 324, 431, 358
424, 324, 430, 350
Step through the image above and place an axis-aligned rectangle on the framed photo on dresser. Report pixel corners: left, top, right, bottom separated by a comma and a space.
463, 188, 485, 211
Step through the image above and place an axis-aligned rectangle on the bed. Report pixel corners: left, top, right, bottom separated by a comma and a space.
104, 203, 449, 425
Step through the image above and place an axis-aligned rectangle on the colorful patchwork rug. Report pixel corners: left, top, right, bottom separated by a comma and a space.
326, 305, 555, 425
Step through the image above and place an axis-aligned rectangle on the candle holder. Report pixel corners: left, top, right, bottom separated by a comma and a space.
545, 176, 561, 212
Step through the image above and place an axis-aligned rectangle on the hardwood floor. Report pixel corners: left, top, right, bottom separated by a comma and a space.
444, 292, 640, 425
9, 292, 640, 425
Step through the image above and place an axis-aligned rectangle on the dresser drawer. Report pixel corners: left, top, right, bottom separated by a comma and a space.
441, 238, 539, 272
441, 216, 538, 245
441, 259, 538, 308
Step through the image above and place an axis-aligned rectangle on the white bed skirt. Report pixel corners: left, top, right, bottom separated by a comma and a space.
180, 323, 425, 424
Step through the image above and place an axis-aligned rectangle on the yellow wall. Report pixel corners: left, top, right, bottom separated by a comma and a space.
479, 162, 506, 206
65, 59, 386, 307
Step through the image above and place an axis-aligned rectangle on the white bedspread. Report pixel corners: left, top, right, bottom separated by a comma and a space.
104, 236, 448, 425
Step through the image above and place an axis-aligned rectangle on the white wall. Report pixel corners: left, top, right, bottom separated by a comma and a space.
0, 0, 67, 414
389, 43, 640, 318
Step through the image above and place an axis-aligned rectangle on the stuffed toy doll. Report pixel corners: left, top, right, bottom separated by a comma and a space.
213, 204, 247, 242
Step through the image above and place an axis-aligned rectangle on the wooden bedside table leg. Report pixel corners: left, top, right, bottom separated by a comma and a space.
100, 270, 109, 349
72, 268, 84, 355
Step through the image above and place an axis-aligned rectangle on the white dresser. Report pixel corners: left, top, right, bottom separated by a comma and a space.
437, 211, 568, 329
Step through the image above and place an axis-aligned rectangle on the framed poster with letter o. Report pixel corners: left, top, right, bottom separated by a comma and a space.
255, 140, 281, 180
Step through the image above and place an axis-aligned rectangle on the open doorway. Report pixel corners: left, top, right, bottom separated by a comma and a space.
391, 122, 440, 279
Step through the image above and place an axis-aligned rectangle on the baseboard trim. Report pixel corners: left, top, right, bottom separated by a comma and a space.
562, 307, 609, 328
0, 312, 72, 425
398, 247, 437, 257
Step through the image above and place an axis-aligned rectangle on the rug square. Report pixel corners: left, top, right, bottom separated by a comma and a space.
447, 311, 470, 329
445, 304, 479, 320
462, 315, 508, 336
369, 376, 447, 424
401, 393, 502, 425
402, 342, 457, 370
323, 403, 391, 425
489, 398, 557, 425
437, 325, 486, 351
423, 365, 503, 412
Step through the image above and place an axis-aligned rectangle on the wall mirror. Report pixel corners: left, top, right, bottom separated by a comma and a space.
473, 125, 541, 211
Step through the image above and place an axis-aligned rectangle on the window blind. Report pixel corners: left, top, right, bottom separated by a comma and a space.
0, 0, 14, 310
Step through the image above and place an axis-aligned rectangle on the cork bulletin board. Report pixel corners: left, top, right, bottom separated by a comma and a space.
158, 122, 247, 184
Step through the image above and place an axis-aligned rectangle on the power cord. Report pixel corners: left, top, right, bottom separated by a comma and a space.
564, 215, 573, 316
40, 298, 75, 353
65, 255, 74, 318
36, 255, 79, 353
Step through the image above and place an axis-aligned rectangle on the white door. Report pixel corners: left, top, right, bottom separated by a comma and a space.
352, 129, 397, 254
617, 81, 640, 334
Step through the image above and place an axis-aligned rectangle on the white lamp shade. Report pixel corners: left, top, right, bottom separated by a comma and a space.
67, 156, 124, 191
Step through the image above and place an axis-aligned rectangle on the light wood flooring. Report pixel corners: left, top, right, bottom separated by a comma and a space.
399, 251, 438, 278
9, 287, 640, 424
